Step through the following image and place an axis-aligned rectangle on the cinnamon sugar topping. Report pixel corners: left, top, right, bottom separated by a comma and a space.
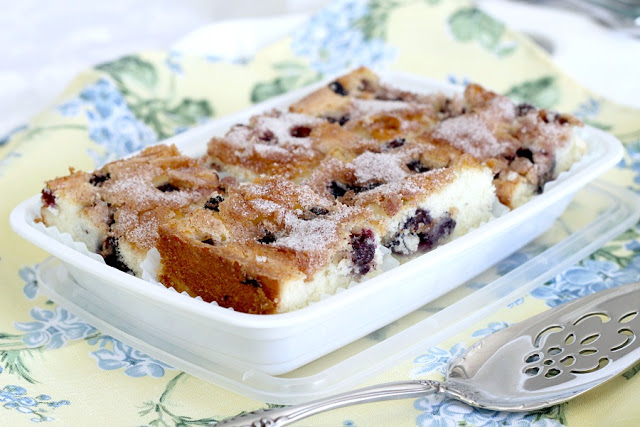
352, 152, 408, 183
433, 115, 505, 159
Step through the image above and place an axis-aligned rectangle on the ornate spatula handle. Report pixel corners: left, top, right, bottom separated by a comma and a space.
215, 380, 439, 427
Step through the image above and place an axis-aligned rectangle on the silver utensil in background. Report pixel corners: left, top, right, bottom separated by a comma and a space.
216, 282, 640, 426
514, 0, 640, 37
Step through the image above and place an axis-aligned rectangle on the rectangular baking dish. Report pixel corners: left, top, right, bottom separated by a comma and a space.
10, 70, 625, 376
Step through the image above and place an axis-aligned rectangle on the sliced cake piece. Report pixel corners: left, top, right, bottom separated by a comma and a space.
429, 83, 585, 208
292, 68, 584, 208
305, 145, 496, 255
157, 177, 383, 314
41, 169, 111, 255
290, 67, 459, 142
41, 145, 224, 276
204, 109, 360, 182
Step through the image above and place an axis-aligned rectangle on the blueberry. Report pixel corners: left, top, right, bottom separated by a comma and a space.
329, 181, 349, 198
326, 114, 350, 126
338, 114, 350, 126
309, 206, 329, 216
89, 172, 110, 186
516, 148, 534, 162
350, 229, 376, 275
41, 188, 56, 207
329, 81, 348, 96
290, 126, 312, 138
204, 195, 224, 211
329, 180, 381, 198
388, 209, 435, 254
404, 209, 432, 233
357, 182, 382, 193
101, 237, 133, 274
156, 183, 179, 192
439, 99, 451, 114
107, 206, 116, 228
516, 103, 536, 116
406, 160, 430, 173
258, 230, 277, 244
420, 215, 456, 250
384, 138, 406, 149
242, 278, 262, 288
258, 130, 277, 143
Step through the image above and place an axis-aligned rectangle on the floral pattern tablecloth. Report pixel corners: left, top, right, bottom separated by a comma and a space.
2, 0, 640, 425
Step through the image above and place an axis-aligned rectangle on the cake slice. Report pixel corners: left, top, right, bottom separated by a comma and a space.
429, 83, 585, 208
204, 109, 360, 182
292, 67, 585, 208
40, 145, 225, 276
289, 67, 457, 142
305, 144, 496, 255
157, 177, 383, 314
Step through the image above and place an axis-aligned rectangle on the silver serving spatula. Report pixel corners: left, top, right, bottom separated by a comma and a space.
216, 282, 640, 426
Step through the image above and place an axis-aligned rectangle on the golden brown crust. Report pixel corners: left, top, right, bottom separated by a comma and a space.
157, 229, 283, 314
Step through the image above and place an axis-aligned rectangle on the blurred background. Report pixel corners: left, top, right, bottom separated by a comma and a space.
1, 0, 639, 137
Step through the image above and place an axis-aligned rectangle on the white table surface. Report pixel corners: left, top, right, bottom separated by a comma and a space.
1, 0, 638, 138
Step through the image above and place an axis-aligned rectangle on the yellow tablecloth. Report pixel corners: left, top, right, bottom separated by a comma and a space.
2, 0, 640, 425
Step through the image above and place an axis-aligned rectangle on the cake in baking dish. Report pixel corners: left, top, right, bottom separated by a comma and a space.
156, 177, 383, 314
38, 67, 585, 314
291, 67, 585, 208
40, 145, 225, 276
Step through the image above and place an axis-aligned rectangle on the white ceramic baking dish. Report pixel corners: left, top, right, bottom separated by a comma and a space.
10, 71, 624, 376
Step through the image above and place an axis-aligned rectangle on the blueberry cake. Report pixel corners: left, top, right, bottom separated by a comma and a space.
291, 67, 585, 208
40, 145, 225, 276
156, 177, 382, 314
430, 83, 584, 207
305, 145, 495, 255
39, 68, 585, 314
